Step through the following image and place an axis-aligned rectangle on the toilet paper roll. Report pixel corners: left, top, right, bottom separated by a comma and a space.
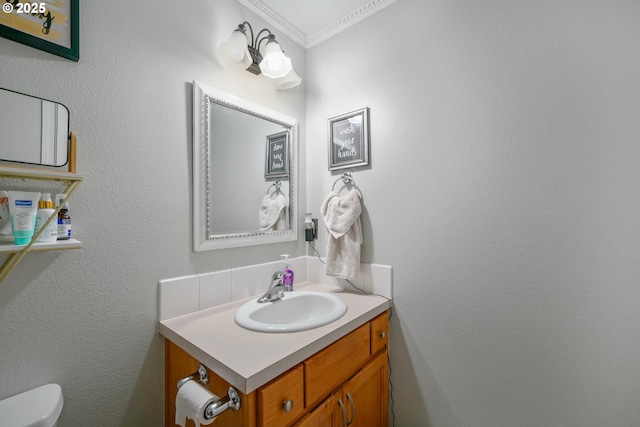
175, 380, 219, 427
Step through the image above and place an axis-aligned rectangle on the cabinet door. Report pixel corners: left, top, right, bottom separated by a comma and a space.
343, 350, 388, 427
305, 323, 370, 408
294, 392, 342, 427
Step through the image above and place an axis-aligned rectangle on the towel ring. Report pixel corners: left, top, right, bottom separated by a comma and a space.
332, 172, 354, 191
266, 180, 282, 195
331, 172, 362, 198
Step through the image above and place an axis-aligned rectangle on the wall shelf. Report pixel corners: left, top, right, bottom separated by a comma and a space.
0, 161, 83, 283
0, 238, 83, 254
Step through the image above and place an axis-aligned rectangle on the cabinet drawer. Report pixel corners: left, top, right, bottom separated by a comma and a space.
370, 312, 389, 355
257, 364, 305, 427
304, 323, 370, 408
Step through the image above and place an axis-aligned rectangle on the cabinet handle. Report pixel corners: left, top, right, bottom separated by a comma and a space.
379, 331, 387, 339
338, 398, 347, 427
346, 392, 355, 426
283, 399, 294, 413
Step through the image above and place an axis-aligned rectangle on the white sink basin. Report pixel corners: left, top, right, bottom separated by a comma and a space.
235, 291, 348, 333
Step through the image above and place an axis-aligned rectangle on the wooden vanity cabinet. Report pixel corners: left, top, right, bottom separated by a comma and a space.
257, 364, 305, 427
164, 339, 257, 427
165, 311, 389, 427
294, 350, 388, 427
339, 350, 389, 427
294, 392, 342, 427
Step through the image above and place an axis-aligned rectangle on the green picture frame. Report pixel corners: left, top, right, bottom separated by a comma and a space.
0, 0, 79, 62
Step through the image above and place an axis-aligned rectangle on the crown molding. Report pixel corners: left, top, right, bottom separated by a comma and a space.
306, 0, 398, 48
237, 0, 308, 47
237, 0, 398, 49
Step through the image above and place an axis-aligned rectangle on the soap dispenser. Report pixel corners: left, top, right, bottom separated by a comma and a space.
281, 254, 294, 291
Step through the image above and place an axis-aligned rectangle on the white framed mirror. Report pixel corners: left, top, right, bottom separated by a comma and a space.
192, 81, 298, 251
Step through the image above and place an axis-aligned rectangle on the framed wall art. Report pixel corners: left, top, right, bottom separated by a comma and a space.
328, 107, 369, 171
265, 130, 289, 178
0, 0, 79, 61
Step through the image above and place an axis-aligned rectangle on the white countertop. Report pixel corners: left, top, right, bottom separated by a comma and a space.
158, 282, 391, 394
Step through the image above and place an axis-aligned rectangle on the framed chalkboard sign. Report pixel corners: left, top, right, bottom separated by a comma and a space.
328, 107, 369, 171
265, 131, 289, 178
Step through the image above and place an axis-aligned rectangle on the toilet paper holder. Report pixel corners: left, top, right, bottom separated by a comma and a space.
177, 364, 209, 389
177, 364, 241, 420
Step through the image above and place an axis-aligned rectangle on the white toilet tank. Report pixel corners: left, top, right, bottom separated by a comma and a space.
0, 384, 63, 427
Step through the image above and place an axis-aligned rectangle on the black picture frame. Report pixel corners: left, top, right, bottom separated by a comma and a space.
0, 0, 79, 62
328, 107, 369, 171
265, 130, 289, 179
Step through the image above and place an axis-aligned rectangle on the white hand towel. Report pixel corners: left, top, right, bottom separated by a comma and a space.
321, 189, 363, 279
259, 192, 288, 231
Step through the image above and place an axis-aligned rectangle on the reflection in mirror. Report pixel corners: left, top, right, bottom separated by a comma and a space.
193, 81, 298, 251
208, 102, 290, 234
0, 87, 69, 167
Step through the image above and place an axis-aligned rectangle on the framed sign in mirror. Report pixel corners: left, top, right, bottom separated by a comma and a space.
328, 107, 370, 171
0, 0, 79, 61
265, 131, 289, 179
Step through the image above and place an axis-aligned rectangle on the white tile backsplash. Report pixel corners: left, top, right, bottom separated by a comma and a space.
258, 261, 281, 290
199, 270, 232, 310
231, 265, 261, 300
158, 275, 199, 321
364, 264, 393, 299
158, 256, 392, 321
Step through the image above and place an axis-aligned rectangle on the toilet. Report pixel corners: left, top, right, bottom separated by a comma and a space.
0, 384, 63, 427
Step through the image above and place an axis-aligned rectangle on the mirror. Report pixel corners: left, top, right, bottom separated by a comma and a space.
192, 81, 298, 251
0, 87, 70, 167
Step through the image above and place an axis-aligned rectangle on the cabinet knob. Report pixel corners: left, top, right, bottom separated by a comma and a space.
283, 399, 294, 413
379, 331, 387, 339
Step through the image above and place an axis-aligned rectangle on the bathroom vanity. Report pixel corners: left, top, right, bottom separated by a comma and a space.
160, 282, 391, 427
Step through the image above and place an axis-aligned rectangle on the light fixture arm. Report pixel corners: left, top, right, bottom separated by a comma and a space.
255, 30, 275, 52
236, 22, 278, 75
222, 21, 300, 87
237, 22, 274, 50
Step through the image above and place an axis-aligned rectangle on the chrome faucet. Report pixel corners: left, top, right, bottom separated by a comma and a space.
257, 271, 286, 303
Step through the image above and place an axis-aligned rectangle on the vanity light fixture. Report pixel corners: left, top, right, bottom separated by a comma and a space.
220, 21, 301, 89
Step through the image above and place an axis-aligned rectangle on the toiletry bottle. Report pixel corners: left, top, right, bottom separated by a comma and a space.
281, 254, 294, 291
7, 191, 41, 245
56, 193, 71, 240
34, 193, 58, 243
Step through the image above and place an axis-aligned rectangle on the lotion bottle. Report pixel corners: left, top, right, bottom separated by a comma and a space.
281, 254, 294, 291
56, 193, 71, 240
34, 193, 57, 243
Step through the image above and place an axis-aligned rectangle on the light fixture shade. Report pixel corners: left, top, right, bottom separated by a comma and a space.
259, 40, 292, 78
220, 30, 252, 70
275, 67, 301, 90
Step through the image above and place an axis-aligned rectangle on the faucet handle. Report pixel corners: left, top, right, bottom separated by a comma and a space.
272, 271, 283, 285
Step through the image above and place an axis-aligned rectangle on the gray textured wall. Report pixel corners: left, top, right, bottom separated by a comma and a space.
0, 1, 306, 425
306, 0, 640, 425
